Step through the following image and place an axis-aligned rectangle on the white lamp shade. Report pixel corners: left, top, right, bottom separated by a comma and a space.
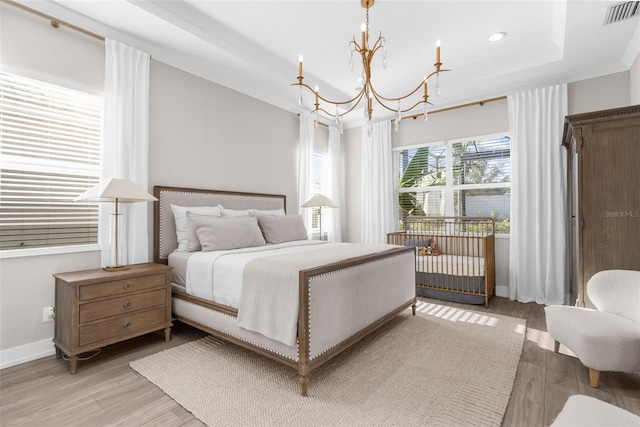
301, 193, 338, 208
74, 178, 157, 203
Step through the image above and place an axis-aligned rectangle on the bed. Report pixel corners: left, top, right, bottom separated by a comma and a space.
154, 186, 416, 396
387, 216, 496, 308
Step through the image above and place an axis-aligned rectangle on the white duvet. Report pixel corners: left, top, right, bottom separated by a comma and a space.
186, 240, 328, 306
186, 240, 395, 346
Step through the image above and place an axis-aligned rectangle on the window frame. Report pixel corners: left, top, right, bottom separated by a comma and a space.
309, 150, 331, 235
0, 72, 103, 258
394, 132, 511, 236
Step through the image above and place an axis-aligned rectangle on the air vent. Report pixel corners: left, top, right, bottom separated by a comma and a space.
604, 1, 639, 25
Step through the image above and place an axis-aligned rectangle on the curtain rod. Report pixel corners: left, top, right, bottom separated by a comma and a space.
403, 96, 507, 121
1, 0, 104, 41
302, 96, 508, 129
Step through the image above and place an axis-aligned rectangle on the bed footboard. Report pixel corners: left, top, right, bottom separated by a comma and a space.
297, 246, 416, 395
170, 245, 416, 396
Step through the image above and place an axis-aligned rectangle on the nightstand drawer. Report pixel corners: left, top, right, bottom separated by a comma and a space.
78, 306, 167, 346
79, 289, 167, 324
79, 274, 166, 301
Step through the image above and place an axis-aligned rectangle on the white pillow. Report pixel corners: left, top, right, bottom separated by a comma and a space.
252, 208, 286, 217
221, 208, 253, 218
171, 204, 222, 252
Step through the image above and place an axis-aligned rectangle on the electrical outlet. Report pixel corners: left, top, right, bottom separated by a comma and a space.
42, 306, 55, 322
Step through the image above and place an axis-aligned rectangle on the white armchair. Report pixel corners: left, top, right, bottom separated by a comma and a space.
544, 269, 640, 387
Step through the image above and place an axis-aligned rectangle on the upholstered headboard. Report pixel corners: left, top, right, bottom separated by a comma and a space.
154, 186, 286, 264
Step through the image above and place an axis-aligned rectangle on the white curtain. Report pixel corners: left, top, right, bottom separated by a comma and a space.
507, 84, 568, 305
327, 125, 342, 242
361, 121, 395, 244
100, 39, 151, 267
298, 111, 315, 237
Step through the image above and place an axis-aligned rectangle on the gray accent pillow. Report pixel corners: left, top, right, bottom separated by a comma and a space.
189, 213, 266, 252
257, 215, 309, 244
171, 204, 222, 252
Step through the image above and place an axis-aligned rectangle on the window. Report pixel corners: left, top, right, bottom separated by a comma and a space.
0, 73, 103, 252
309, 151, 331, 234
396, 134, 511, 233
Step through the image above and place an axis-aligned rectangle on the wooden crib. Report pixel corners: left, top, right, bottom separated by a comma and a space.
388, 216, 496, 308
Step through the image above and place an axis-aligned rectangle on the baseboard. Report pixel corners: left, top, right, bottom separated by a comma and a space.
0, 338, 56, 370
495, 285, 509, 298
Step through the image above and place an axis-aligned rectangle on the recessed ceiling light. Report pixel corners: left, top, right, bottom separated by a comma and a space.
489, 32, 506, 42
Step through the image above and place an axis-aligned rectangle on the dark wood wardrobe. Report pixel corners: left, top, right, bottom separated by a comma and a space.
562, 105, 640, 307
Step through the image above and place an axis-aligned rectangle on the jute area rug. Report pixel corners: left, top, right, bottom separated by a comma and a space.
130, 300, 525, 427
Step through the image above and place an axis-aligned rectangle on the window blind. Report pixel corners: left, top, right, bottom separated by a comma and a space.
0, 73, 102, 251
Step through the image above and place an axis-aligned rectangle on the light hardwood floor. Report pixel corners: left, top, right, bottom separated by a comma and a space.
1, 296, 639, 426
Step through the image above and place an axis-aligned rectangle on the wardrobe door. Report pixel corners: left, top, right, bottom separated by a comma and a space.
578, 115, 640, 308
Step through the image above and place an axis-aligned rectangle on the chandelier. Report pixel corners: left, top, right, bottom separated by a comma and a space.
292, 0, 449, 133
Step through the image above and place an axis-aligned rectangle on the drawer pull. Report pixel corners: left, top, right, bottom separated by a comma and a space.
123, 321, 131, 329
123, 283, 132, 290
123, 301, 131, 309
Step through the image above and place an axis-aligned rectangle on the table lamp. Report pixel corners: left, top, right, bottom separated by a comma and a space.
74, 178, 157, 271
301, 194, 337, 240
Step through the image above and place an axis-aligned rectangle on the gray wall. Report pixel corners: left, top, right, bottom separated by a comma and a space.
568, 71, 631, 114
631, 54, 640, 105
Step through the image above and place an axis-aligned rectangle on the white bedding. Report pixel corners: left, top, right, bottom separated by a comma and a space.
186, 240, 328, 306
186, 241, 397, 346
417, 254, 485, 276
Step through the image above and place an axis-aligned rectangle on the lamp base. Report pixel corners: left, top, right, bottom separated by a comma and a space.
103, 265, 129, 272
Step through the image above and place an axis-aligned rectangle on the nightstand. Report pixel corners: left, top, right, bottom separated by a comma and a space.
53, 263, 173, 374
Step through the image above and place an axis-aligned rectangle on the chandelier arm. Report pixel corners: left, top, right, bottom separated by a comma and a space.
370, 91, 432, 114
290, 82, 366, 106
315, 91, 367, 118
321, 91, 367, 118
292, 83, 367, 118
371, 68, 452, 103
351, 38, 362, 54
370, 33, 384, 53
370, 91, 403, 113
316, 107, 335, 117
426, 68, 451, 80
336, 91, 368, 117
400, 100, 431, 114
370, 81, 423, 103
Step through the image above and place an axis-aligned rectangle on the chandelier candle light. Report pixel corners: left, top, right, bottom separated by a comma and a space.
293, 0, 449, 133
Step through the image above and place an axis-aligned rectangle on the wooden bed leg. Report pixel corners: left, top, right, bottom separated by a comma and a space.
553, 340, 560, 353
412, 301, 417, 316
589, 368, 600, 388
299, 374, 309, 396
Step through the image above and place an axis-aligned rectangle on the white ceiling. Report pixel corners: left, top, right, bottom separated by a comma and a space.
22, 0, 640, 127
